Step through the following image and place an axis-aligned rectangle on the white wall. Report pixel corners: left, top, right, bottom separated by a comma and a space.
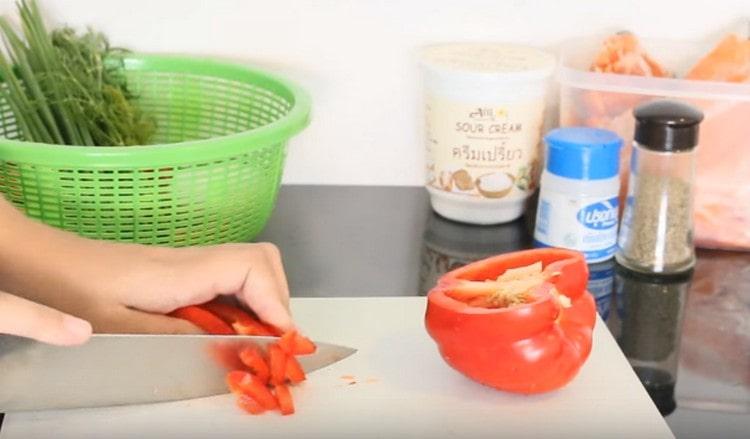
3, 0, 749, 185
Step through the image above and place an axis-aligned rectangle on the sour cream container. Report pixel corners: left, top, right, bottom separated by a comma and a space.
419, 43, 555, 224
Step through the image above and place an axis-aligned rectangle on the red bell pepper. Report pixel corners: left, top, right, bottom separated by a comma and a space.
226, 370, 278, 410
425, 248, 596, 394
236, 394, 265, 415
170, 302, 317, 416
168, 306, 234, 335
199, 301, 274, 336
268, 344, 287, 386
239, 346, 271, 384
278, 330, 318, 356
284, 355, 306, 384
273, 384, 295, 416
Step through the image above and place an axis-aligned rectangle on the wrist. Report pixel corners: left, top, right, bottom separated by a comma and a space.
0, 197, 89, 296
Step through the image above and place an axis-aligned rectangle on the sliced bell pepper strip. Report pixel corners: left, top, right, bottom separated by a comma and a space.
236, 394, 265, 415
291, 333, 316, 355
425, 248, 595, 394
278, 330, 297, 354
268, 344, 287, 386
170, 303, 317, 416
209, 342, 246, 371
284, 355, 306, 384
278, 330, 317, 356
274, 384, 295, 416
199, 301, 274, 336
226, 370, 278, 410
239, 346, 271, 384
168, 306, 235, 335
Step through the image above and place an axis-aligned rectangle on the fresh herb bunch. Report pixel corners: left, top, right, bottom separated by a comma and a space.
0, 0, 155, 146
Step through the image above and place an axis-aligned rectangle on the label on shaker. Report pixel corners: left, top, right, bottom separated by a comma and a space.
534, 193, 619, 262
425, 94, 544, 201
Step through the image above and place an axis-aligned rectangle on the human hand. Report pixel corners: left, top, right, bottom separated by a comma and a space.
0, 291, 92, 345
0, 195, 293, 337
1, 234, 293, 335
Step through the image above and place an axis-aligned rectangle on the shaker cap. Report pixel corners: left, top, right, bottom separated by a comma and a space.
634, 100, 703, 152
544, 127, 622, 180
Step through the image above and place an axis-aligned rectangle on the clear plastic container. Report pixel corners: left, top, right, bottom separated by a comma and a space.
558, 37, 750, 251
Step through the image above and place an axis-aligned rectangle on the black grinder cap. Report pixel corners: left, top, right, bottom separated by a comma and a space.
634, 100, 704, 152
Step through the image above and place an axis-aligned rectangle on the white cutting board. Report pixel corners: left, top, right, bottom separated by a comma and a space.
2, 297, 673, 439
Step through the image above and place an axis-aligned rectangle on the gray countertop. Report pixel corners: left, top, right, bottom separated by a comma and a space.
258, 184, 750, 439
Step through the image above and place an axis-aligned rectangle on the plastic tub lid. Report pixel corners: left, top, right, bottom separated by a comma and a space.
544, 127, 623, 180
419, 43, 555, 80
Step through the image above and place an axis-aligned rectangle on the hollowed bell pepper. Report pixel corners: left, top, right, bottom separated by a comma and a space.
425, 248, 596, 394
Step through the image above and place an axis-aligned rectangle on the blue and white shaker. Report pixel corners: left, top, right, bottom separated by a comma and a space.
533, 127, 623, 263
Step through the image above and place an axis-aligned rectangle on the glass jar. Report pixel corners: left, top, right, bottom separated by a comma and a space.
616, 100, 704, 274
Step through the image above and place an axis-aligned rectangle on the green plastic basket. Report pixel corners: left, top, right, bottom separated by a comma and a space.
0, 55, 311, 246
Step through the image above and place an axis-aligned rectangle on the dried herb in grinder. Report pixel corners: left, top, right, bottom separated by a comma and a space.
616, 100, 703, 274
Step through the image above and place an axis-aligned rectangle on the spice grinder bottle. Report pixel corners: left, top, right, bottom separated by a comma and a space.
616, 100, 704, 274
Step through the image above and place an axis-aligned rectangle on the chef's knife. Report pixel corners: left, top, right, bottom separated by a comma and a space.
0, 334, 356, 411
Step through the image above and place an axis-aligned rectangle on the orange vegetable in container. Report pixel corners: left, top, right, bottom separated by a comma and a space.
590, 32, 670, 77
686, 34, 750, 82
561, 31, 750, 251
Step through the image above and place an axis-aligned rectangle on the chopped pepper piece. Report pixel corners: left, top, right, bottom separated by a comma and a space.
226, 370, 278, 410
268, 344, 287, 386
239, 346, 271, 384
284, 355, 306, 384
170, 302, 319, 416
278, 330, 317, 356
274, 384, 295, 416
236, 394, 265, 415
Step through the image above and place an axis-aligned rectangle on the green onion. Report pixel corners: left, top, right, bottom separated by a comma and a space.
0, 0, 155, 146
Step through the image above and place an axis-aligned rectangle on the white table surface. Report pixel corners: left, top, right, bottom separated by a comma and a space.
2, 297, 674, 439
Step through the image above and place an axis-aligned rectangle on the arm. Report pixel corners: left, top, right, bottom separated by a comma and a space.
0, 196, 293, 343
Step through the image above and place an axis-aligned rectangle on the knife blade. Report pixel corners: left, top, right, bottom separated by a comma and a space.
0, 334, 356, 412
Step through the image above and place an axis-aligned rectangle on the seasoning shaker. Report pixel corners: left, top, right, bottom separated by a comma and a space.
534, 127, 623, 263
616, 100, 704, 274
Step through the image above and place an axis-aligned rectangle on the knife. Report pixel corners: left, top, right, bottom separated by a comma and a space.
0, 334, 356, 412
